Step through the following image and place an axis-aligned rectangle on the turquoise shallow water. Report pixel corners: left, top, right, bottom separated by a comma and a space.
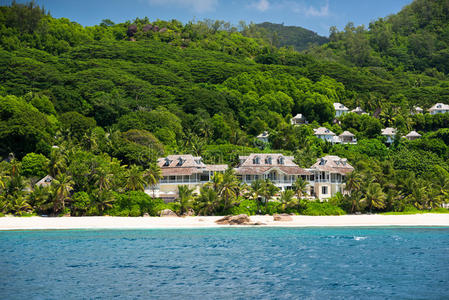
1, 227, 449, 299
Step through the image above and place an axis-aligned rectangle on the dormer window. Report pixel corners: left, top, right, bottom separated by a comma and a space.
177, 157, 185, 166
163, 158, 171, 166
319, 158, 326, 165
278, 157, 284, 165
253, 156, 260, 164
265, 156, 272, 164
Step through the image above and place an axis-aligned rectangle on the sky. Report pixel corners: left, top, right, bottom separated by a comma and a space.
14, 0, 413, 36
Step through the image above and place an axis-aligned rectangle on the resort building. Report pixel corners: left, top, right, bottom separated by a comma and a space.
153, 155, 227, 200
381, 127, 397, 144
334, 103, 349, 117
411, 106, 424, 115
234, 154, 311, 192
428, 103, 449, 115
314, 127, 337, 143
351, 107, 368, 115
256, 131, 270, 143
338, 131, 357, 144
290, 113, 308, 125
404, 131, 421, 141
307, 156, 354, 200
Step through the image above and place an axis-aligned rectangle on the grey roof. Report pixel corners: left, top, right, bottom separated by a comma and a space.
351, 107, 366, 114
405, 131, 421, 138
257, 131, 269, 138
339, 131, 355, 137
333, 103, 349, 111
413, 106, 424, 112
235, 154, 309, 176
36, 175, 54, 187
381, 127, 397, 136
310, 156, 354, 175
314, 127, 336, 136
157, 155, 224, 176
429, 103, 449, 111
291, 113, 305, 120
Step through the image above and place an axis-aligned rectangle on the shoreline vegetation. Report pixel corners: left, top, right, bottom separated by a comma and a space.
1, 1, 449, 218
1, 214, 449, 231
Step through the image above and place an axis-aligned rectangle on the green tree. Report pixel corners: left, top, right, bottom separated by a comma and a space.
177, 185, 194, 215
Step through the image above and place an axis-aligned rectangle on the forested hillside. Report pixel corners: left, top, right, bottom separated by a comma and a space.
255, 22, 328, 51
1, 0, 449, 217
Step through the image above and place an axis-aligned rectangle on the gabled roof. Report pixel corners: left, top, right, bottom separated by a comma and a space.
429, 103, 449, 111
314, 127, 336, 136
257, 131, 269, 138
413, 106, 423, 112
339, 131, 355, 137
291, 113, 305, 120
405, 131, 421, 138
351, 107, 366, 114
333, 103, 349, 111
157, 155, 224, 176
310, 155, 354, 175
381, 127, 397, 136
235, 154, 310, 176
36, 175, 54, 187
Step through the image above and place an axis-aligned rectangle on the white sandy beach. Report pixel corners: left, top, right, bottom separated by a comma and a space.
0, 214, 449, 230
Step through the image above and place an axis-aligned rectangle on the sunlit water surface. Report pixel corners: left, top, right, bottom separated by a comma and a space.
1, 227, 449, 299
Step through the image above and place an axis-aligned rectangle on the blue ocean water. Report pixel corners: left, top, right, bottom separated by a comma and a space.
1, 227, 449, 299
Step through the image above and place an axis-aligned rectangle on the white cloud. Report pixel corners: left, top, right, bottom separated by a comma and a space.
146, 0, 218, 13
304, 1, 329, 17
280, 1, 330, 17
250, 0, 270, 12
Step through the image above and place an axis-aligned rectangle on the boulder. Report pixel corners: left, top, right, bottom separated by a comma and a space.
182, 208, 195, 217
216, 214, 251, 225
143, 213, 150, 217
273, 214, 293, 222
160, 209, 177, 217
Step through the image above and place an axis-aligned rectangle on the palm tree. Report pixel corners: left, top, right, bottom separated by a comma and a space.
219, 169, 240, 211
345, 171, 363, 212
8, 194, 32, 216
125, 165, 146, 191
250, 179, 264, 214
279, 189, 295, 212
293, 177, 309, 200
361, 182, 386, 212
94, 190, 116, 215
29, 185, 52, 214
144, 164, 161, 198
93, 165, 112, 192
51, 173, 74, 214
260, 179, 279, 210
195, 186, 219, 215
48, 148, 66, 177
178, 185, 194, 215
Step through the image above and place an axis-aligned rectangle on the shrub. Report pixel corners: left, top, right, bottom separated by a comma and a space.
302, 201, 346, 216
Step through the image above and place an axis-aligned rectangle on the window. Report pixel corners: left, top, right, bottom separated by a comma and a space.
278, 157, 284, 165
245, 175, 251, 181
253, 156, 260, 164
265, 156, 272, 164
163, 158, 171, 166
177, 157, 184, 166
322, 186, 328, 194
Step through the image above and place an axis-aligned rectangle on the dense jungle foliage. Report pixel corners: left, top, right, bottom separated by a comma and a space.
0, 0, 449, 217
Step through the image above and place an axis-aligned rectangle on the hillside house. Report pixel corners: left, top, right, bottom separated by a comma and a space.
334, 103, 349, 117
428, 103, 449, 115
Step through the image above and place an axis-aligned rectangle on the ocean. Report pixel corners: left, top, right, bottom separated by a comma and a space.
1, 227, 448, 299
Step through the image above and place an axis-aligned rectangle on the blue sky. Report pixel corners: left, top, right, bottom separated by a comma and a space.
25, 0, 412, 36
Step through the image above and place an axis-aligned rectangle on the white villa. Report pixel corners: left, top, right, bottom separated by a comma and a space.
291, 113, 308, 125
152, 153, 355, 202
152, 155, 227, 200
256, 131, 270, 143
338, 131, 357, 144
334, 103, 349, 117
351, 107, 368, 115
234, 154, 311, 192
381, 127, 397, 144
307, 156, 354, 200
428, 103, 449, 115
314, 127, 337, 143
404, 131, 421, 141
